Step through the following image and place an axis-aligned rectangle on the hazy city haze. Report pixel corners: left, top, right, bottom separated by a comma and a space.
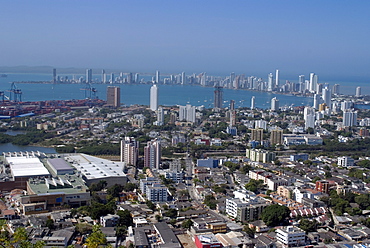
1, 0, 370, 80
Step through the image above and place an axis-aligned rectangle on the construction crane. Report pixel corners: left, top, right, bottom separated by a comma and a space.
80, 83, 98, 99
7, 82, 22, 102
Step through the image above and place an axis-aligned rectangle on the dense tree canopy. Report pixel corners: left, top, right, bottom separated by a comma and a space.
261, 204, 290, 226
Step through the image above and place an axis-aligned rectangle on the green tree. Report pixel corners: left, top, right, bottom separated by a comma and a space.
117, 210, 133, 227
107, 184, 124, 198
85, 225, 107, 248
45, 219, 55, 230
164, 209, 178, 219
243, 225, 256, 238
146, 200, 156, 211
299, 218, 318, 232
181, 219, 193, 230
245, 179, 265, 194
204, 195, 217, 210
355, 194, 370, 210
261, 205, 290, 226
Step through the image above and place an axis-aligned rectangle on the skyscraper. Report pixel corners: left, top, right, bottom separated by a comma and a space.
181, 72, 186, 85
343, 109, 358, 127
150, 84, 158, 111
106, 86, 120, 108
275, 69, 279, 88
270, 129, 283, 145
271, 97, 279, 111
214, 86, 223, 109
251, 128, 264, 141
313, 94, 320, 109
230, 100, 235, 110
309, 73, 317, 93
179, 104, 196, 123
267, 73, 274, 92
102, 69, 107, 83
356, 87, 361, 97
86, 69, 92, 84
121, 137, 139, 166
110, 73, 115, 84
304, 107, 316, 130
156, 107, 164, 126
52, 68, 57, 83
134, 73, 139, 83
332, 84, 340, 95
251, 96, 255, 110
322, 87, 332, 112
155, 70, 160, 84
144, 139, 161, 169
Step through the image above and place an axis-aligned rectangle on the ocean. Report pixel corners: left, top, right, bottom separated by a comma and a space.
0, 73, 367, 109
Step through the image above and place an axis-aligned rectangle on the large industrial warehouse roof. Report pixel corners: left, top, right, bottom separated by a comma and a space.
65, 154, 125, 180
48, 158, 73, 170
6, 156, 50, 178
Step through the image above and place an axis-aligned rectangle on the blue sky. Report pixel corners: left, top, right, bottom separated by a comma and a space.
1, 1, 369, 80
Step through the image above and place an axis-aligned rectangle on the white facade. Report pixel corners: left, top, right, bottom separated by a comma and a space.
343, 109, 357, 127
304, 107, 315, 130
356, 86, 361, 97
337, 156, 355, 167
251, 96, 255, 110
146, 183, 168, 202
276, 226, 306, 247
255, 120, 267, 130
271, 97, 279, 111
179, 104, 196, 122
150, 84, 158, 111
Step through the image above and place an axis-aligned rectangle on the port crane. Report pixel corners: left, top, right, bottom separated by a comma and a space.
7, 83, 22, 102
80, 83, 98, 99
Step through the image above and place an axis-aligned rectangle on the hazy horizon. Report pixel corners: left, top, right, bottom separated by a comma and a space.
1, 1, 370, 81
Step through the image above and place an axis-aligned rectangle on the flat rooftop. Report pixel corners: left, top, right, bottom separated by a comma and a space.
6, 156, 50, 178
64, 154, 125, 180
47, 158, 73, 171
28, 174, 88, 195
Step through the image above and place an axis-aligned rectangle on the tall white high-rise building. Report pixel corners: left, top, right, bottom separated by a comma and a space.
155, 70, 160, 84
356, 87, 361, 97
332, 84, 340, 95
134, 73, 139, 83
156, 107, 164, 126
181, 72, 186, 84
341, 101, 353, 112
298, 75, 305, 93
251, 96, 255, 110
275, 69, 280, 88
343, 109, 357, 127
304, 107, 316, 130
200, 72, 207, 86
102, 69, 106, 83
267, 73, 274, 91
271, 97, 279, 111
322, 87, 332, 112
150, 84, 158, 111
309, 73, 317, 92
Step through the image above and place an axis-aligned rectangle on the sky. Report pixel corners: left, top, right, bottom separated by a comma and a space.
1, 0, 370, 81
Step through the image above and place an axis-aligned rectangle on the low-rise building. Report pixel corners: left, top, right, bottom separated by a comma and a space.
276, 226, 306, 247
337, 156, 355, 167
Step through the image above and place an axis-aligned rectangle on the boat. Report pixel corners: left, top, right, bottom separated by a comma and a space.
0, 74, 7, 78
